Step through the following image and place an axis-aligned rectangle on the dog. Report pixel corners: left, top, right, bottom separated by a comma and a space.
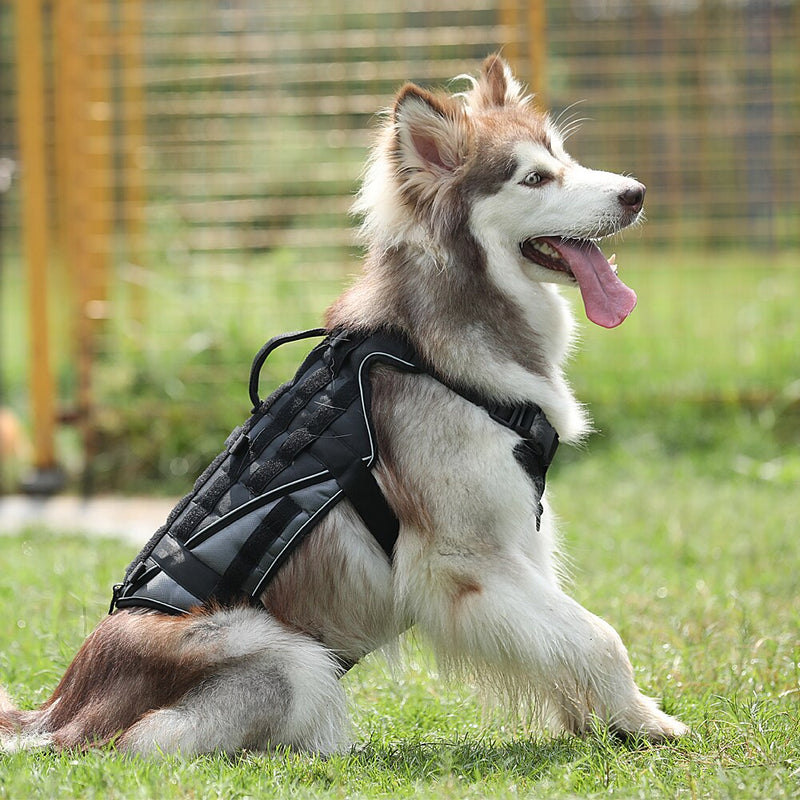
0, 55, 687, 756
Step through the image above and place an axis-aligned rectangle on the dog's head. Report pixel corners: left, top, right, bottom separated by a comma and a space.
356, 54, 644, 329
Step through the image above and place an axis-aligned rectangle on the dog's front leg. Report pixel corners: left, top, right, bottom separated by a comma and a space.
399, 546, 687, 741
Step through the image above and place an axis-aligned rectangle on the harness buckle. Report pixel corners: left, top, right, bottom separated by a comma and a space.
488, 401, 541, 437
109, 583, 123, 615
516, 404, 539, 433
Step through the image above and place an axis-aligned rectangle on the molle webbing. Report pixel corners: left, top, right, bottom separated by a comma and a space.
110, 328, 558, 616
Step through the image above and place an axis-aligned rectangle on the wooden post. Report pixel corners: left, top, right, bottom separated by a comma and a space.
14, 0, 63, 491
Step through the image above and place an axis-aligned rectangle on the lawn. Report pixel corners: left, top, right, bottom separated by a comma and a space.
1, 247, 798, 796
1, 408, 798, 797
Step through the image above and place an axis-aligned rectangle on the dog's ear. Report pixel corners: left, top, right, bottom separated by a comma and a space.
392, 84, 468, 175
470, 53, 526, 110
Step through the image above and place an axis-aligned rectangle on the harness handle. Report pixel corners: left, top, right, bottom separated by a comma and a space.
248, 327, 328, 410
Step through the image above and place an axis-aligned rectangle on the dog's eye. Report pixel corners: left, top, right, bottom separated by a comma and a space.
520, 171, 547, 187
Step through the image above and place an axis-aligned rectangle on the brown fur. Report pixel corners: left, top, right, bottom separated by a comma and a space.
16, 611, 217, 747
472, 53, 520, 110
261, 507, 400, 666
370, 369, 437, 536
451, 577, 483, 605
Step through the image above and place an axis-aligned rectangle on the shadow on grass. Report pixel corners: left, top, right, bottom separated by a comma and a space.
344, 735, 584, 783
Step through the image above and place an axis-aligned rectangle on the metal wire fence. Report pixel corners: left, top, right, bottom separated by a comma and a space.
0, 1, 798, 491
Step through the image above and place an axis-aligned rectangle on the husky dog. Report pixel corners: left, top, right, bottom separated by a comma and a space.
1, 55, 687, 755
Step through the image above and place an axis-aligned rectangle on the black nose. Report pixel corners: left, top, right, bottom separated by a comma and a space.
618, 183, 645, 213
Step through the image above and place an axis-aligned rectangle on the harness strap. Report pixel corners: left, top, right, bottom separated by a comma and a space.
321, 446, 399, 559
151, 533, 222, 602
251, 333, 562, 537
249, 327, 559, 545
215, 496, 305, 604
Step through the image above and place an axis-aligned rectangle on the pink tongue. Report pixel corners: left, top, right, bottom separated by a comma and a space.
550, 238, 637, 328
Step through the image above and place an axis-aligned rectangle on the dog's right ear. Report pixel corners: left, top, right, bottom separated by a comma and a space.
472, 53, 526, 109
392, 85, 469, 176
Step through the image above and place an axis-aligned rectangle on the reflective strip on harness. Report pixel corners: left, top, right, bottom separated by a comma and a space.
110, 327, 559, 616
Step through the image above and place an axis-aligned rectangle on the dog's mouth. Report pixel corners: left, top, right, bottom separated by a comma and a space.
519, 236, 637, 329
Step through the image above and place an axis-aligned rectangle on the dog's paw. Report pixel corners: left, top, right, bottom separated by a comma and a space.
641, 712, 690, 742
612, 698, 689, 743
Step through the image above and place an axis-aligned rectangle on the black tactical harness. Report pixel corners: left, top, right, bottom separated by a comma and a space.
110, 328, 559, 616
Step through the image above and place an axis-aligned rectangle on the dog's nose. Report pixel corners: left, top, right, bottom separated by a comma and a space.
618, 183, 645, 213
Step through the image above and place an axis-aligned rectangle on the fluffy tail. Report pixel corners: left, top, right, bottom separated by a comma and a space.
1, 606, 350, 755
0, 684, 22, 726
0, 609, 217, 752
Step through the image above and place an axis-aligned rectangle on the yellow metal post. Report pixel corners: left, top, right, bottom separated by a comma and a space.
119, 0, 147, 320
499, 1, 547, 109
499, 0, 520, 71
85, 0, 113, 314
74, 0, 113, 488
53, 0, 92, 442
528, 0, 548, 109
54, 0, 83, 275
15, 0, 62, 489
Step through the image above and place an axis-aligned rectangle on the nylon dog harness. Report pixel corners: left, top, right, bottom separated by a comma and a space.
110, 328, 559, 616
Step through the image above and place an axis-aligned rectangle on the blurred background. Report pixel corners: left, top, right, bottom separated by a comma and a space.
1, 0, 798, 494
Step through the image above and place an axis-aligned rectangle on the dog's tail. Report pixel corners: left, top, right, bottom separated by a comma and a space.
1, 684, 24, 724
0, 609, 221, 752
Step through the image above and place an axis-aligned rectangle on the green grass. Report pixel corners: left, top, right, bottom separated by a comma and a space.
1, 421, 798, 797
568, 248, 799, 406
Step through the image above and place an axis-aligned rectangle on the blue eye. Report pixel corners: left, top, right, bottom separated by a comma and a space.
521, 171, 547, 187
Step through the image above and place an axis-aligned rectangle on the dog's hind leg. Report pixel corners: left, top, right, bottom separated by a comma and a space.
405, 553, 687, 742
119, 607, 349, 757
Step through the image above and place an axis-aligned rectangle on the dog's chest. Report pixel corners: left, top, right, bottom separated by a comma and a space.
371, 371, 557, 542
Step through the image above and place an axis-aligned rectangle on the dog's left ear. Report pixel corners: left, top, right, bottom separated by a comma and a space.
470, 53, 526, 110
392, 84, 469, 176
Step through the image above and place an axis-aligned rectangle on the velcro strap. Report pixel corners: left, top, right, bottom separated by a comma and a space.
150, 533, 223, 605
214, 496, 304, 604
245, 378, 361, 496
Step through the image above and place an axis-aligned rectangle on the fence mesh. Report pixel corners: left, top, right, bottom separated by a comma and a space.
1, 1, 798, 491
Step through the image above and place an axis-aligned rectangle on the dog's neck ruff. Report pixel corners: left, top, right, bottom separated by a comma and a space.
110, 328, 559, 616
